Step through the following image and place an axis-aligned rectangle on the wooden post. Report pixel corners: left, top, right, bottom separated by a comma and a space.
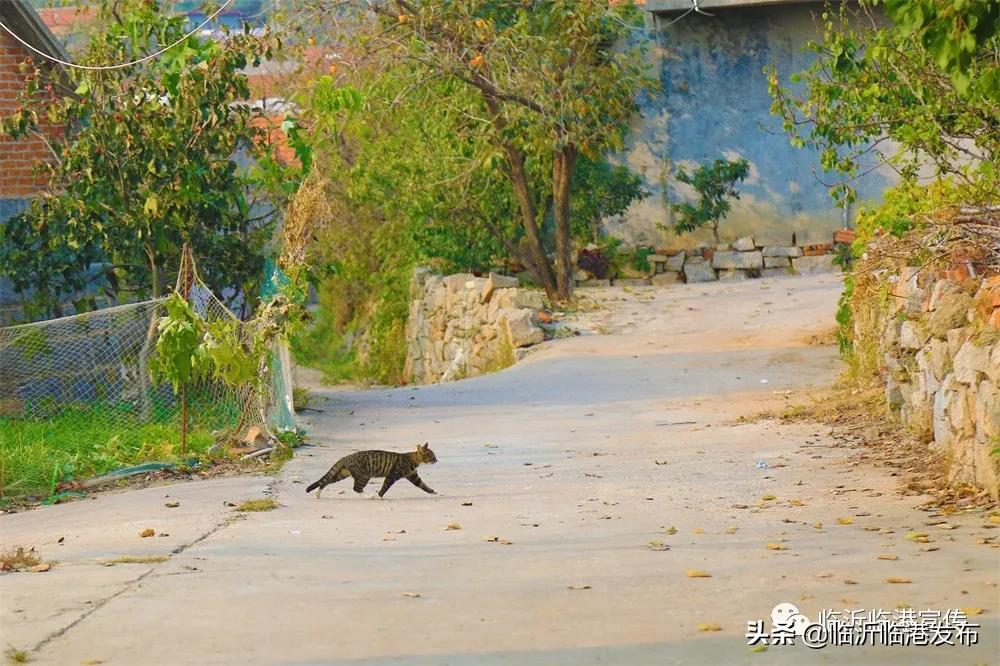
178, 243, 195, 456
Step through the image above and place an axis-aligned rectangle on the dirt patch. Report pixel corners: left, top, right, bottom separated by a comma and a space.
739, 381, 996, 512
804, 326, 839, 346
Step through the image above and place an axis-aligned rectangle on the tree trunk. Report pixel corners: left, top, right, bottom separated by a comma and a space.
552, 145, 578, 301
482, 95, 557, 296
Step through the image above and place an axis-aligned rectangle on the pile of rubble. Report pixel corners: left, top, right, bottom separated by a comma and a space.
576, 231, 849, 287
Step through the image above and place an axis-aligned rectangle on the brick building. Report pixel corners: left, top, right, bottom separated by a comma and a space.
0, 0, 67, 217
0, 0, 68, 323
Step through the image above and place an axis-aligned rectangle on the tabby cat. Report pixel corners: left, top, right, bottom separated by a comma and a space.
306, 443, 438, 498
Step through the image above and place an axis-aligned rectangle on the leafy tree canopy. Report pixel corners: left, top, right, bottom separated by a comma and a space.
767, 0, 998, 204
0, 0, 281, 316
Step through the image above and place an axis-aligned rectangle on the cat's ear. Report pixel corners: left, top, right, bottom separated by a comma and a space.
421, 442, 429, 450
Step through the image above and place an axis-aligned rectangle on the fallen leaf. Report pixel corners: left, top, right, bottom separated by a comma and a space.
461, 502, 473, 507
877, 554, 899, 561
654, 460, 669, 465
837, 517, 854, 525
567, 585, 591, 590
164, 502, 180, 508
664, 526, 678, 535
692, 528, 704, 535
815, 573, 832, 579
402, 592, 421, 598
698, 623, 722, 632
787, 499, 805, 506
922, 546, 940, 552
444, 522, 462, 530
886, 577, 912, 584
766, 543, 786, 550
905, 532, 930, 543
761, 494, 777, 501
647, 540, 670, 551
139, 528, 155, 538
812, 522, 823, 529
724, 526, 738, 534
937, 523, 958, 530
961, 607, 984, 616
686, 569, 712, 578
29, 563, 51, 572
749, 644, 767, 653
483, 536, 512, 545
989, 515, 1000, 524
843, 579, 858, 585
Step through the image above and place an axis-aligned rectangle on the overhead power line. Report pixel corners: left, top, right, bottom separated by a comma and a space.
0, 0, 236, 71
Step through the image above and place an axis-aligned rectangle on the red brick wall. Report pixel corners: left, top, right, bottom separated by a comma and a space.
0, 31, 59, 198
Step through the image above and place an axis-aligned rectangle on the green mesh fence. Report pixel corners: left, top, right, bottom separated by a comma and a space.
0, 256, 298, 497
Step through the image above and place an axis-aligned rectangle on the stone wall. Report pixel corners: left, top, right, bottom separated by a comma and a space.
576, 231, 845, 288
404, 268, 546, 385
872, 269, 1000, 499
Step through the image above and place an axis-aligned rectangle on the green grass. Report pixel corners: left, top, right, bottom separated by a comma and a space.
5, 647, 29, 663
0, 394, 241, 499
103, 555, 170, 565
235, 498, 279, 512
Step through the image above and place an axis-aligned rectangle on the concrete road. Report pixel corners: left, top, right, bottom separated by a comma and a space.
2, 274, 997, 665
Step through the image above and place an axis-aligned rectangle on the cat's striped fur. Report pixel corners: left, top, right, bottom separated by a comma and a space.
306, 443, 438, 498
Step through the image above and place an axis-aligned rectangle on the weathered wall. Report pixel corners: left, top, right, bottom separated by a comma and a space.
609, 3, 892, 248
404, 269, 546, 385
872, 269, 1000, 499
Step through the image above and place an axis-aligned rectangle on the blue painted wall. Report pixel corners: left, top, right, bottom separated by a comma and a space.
609, 3, 892, 248
0, 198, 30, 325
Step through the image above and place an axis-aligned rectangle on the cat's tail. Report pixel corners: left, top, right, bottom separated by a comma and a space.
306, 464, 342, 493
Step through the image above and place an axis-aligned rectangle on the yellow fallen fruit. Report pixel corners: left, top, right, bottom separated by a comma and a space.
687, 569, 712, 578
886, 577, 912, 584
905, 532, 930, 543
961, 607, 984, 616
698, 623, 722, 632
139, 528, 155, 538
766, 543, 786, 550
837, 517, 854, 525
877, 554, 899, 560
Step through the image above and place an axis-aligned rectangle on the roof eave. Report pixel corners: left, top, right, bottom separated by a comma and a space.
1, 0, 71, 65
